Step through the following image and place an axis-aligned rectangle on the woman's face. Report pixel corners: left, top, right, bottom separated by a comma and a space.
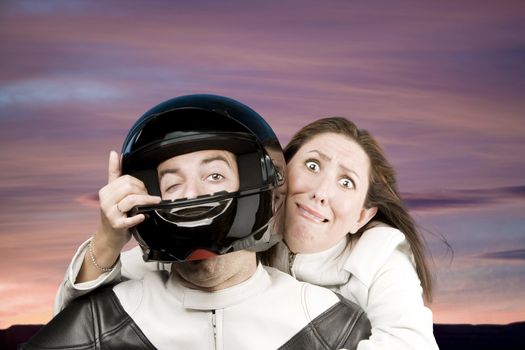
284, 133, 377, 253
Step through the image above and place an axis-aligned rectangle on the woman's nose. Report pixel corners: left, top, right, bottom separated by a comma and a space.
311, 175, 331, 205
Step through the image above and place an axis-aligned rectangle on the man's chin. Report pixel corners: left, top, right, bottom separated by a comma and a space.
172, 258, 226, 290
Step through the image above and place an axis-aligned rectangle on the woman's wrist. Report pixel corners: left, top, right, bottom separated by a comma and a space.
88, 237, 119, 272
90, 232, 123, 269
76, 235, 120, 284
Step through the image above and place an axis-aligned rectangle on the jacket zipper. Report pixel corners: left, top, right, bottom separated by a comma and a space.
212, 310, 217, 349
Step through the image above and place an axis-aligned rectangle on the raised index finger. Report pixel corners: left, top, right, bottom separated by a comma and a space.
107, 150, 121, 184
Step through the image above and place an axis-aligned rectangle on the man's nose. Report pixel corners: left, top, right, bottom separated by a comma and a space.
179, 181, 200, 199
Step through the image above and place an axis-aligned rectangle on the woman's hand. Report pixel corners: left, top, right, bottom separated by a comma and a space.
96, 150, 161, 250
76, 151, 161, 283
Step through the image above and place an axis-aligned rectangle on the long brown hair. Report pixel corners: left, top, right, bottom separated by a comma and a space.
283, 117, 433, 302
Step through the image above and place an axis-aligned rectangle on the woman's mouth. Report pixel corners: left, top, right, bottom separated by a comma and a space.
296, 203, 329, 223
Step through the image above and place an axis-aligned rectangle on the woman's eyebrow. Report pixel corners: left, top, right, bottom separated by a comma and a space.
307, 150, 360, 180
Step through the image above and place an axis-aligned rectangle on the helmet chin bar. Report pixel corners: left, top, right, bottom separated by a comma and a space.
139, 222, 281, 262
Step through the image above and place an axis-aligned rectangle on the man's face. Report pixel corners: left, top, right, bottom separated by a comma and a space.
158, 149, 239, 201
157, 149, 256, 291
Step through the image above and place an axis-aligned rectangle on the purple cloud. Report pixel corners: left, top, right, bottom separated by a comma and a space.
477, 249, 525, 261
402, 185, 525, 211
0, 79, 121, 106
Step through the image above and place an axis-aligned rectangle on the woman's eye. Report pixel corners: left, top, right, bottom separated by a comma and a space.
339, 177, 355, 189
305, 160, 320, 172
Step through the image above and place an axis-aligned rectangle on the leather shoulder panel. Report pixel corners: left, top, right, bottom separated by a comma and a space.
278, 294, 371, 350
20, 288, 156, 350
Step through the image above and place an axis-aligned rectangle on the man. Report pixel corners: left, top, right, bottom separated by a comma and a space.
22, 95, 370, 349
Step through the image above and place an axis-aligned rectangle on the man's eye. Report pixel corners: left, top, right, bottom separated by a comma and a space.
207, 173, 224, 181
305, 160, 319, 172
163, 183, 179, 193
339, 177, 355, 189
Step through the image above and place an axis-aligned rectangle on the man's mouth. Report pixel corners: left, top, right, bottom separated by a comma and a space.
296, 203, 329, 223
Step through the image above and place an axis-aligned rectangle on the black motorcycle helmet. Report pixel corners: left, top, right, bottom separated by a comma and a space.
121, 94, 286, 262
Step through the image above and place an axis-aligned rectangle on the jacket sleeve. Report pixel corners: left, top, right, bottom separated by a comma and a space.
347, 247, 438, 350
53, 240, 158, 314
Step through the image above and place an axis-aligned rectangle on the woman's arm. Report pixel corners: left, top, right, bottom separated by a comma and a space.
53, 244, 166, 314
53, 238, 122, 314
54, 151, 161, 313
345, 247, 438, 350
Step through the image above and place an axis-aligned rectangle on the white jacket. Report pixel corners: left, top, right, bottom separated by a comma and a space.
36, 262, 371, 349
272, 223, 438, 350
112, 264, 367, 349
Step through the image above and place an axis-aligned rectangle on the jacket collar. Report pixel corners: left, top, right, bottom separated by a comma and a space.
167, 263, 271, 310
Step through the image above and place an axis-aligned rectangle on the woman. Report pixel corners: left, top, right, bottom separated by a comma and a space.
267, 117, 437, 349
55, 117, 438, 349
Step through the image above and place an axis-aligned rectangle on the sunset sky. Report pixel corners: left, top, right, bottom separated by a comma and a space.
1, 0, 524, 328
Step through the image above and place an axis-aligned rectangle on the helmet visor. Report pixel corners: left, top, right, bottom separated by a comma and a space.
154, 198, 233, 228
